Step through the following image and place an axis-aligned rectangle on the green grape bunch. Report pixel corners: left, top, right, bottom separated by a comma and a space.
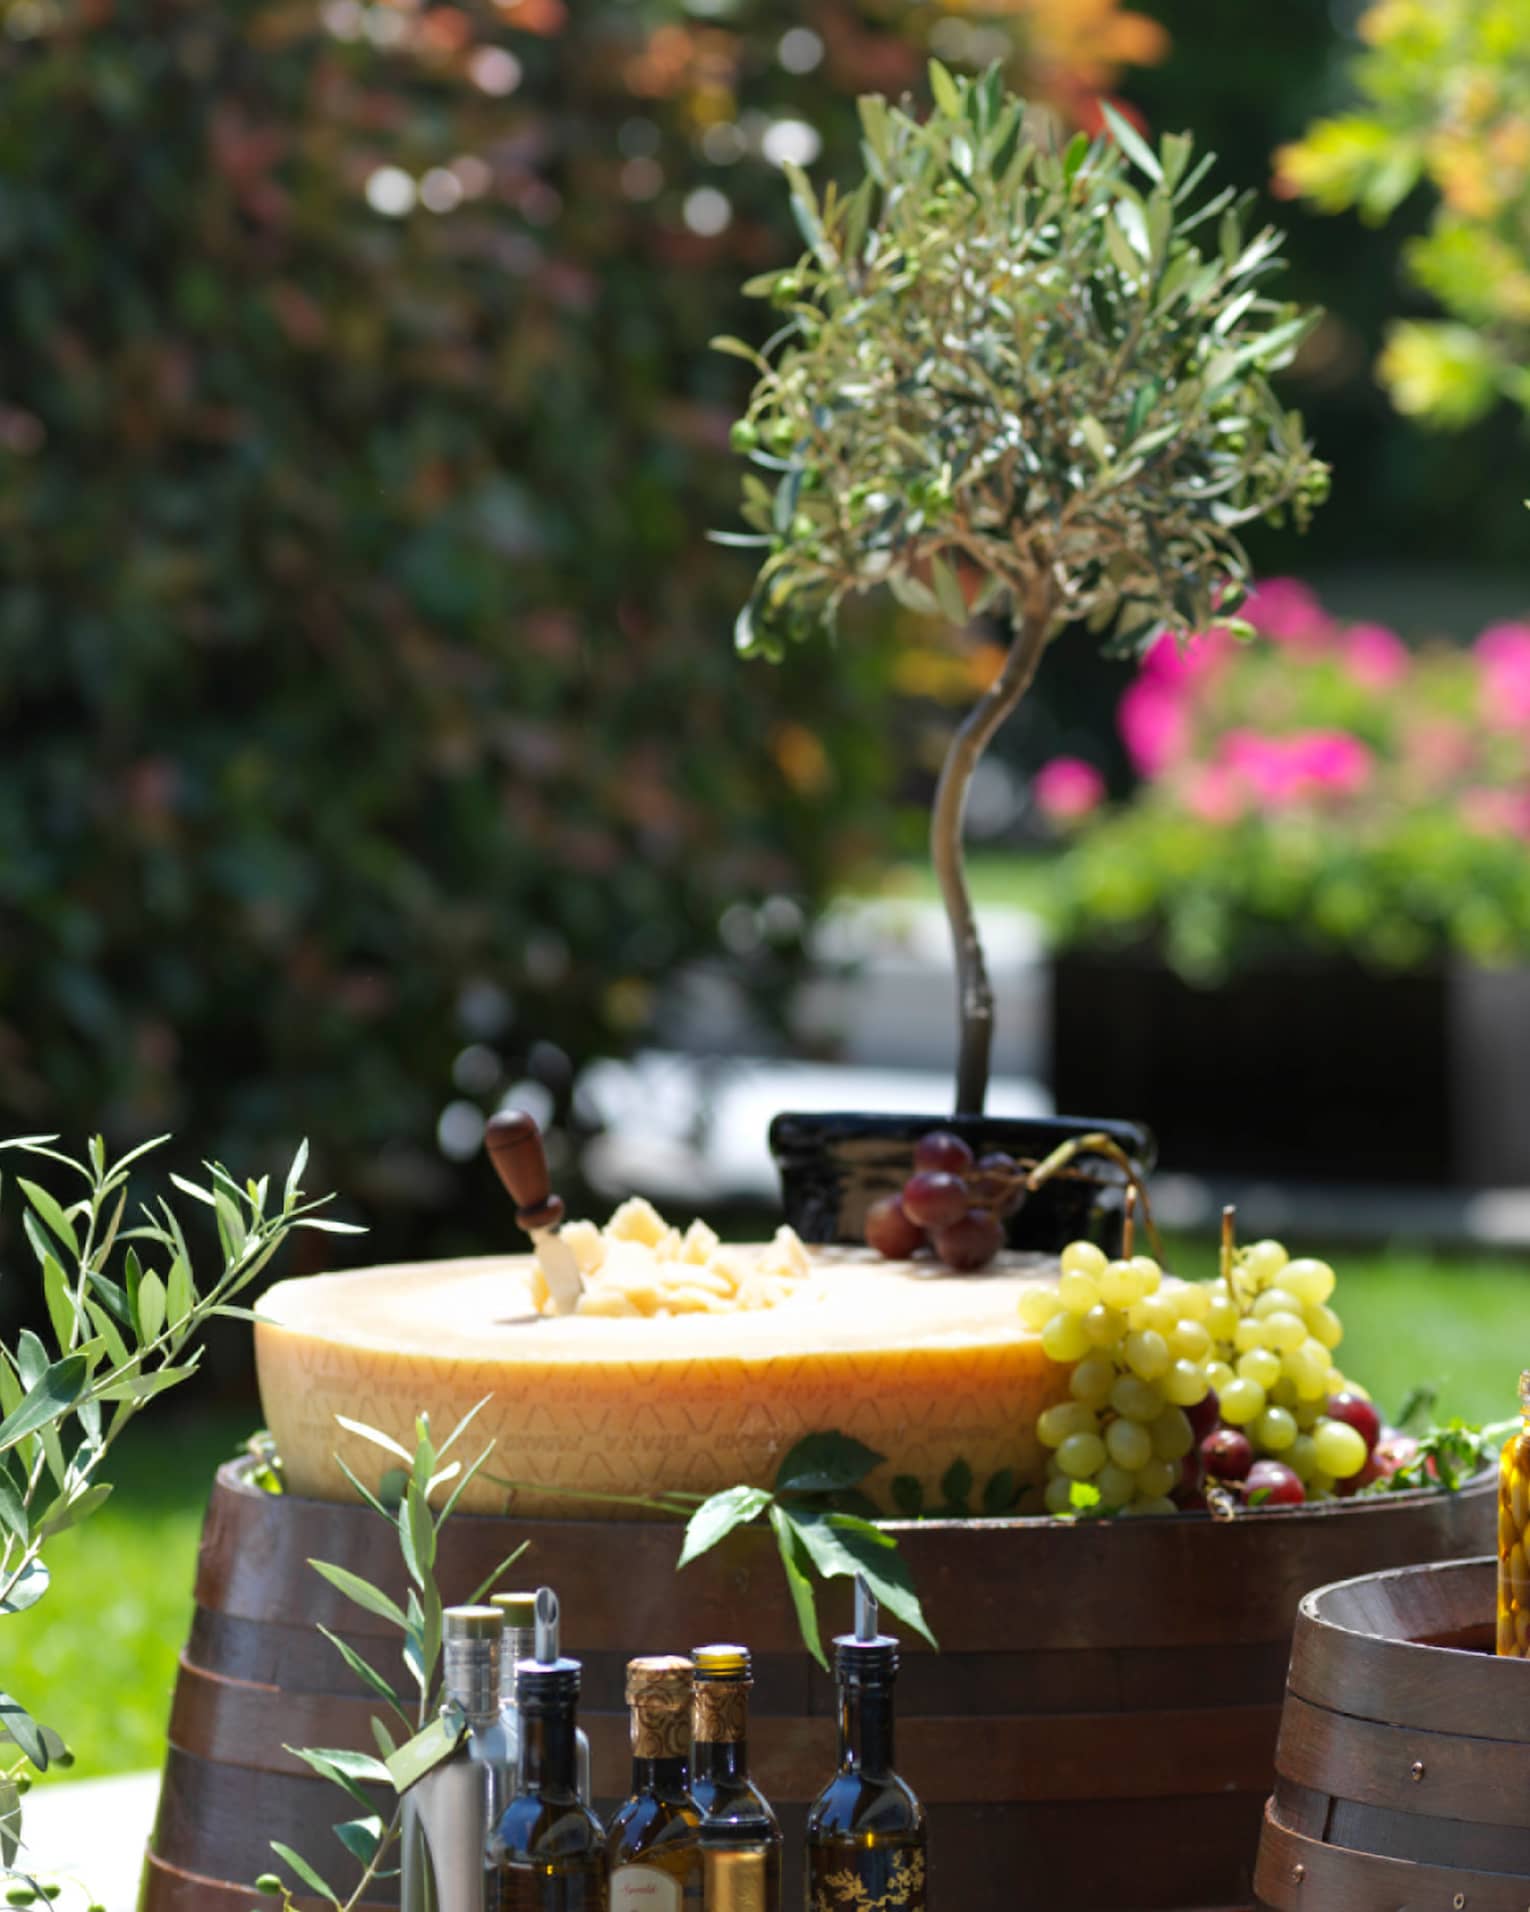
1024, 1233, 1403, 1515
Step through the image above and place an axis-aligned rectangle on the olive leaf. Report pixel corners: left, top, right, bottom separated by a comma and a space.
272, 1410, 523, 1912
0, 1131, 352, 1889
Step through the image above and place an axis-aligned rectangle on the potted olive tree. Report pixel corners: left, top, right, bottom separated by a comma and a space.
715, 64, 1329, 1244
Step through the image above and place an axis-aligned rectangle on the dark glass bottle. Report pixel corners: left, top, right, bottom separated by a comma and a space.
493, 1591, 593, 1802
606, 1656, 703, 1912
490, 1656, 607, 1912
804, 1610, 926, 1912
690, 1645, 782, 1912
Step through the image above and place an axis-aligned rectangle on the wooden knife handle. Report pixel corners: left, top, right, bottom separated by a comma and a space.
485, 1110, 564, 1232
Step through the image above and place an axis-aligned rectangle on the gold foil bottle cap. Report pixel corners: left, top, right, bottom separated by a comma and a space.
491, 1591, 538, 1627
625, 1655, 695, 1708
692, 1648, 750, 1744
692, 1643, 751, 1681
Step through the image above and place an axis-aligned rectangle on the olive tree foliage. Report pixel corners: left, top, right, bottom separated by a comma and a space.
719, 63, 1330, 1112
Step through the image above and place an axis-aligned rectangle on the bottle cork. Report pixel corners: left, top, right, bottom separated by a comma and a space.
625, 1655, 694, 1759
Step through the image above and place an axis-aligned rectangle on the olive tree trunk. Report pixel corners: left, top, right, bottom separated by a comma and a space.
929, 586, 1054, 1114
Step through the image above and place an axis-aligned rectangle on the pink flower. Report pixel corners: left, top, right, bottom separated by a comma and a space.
1240, 577, 1334, 646
1139, 627, 1231, 687
1182, 763, 1247, 824
1342, 623, 1409, 689
1402, 717, 1473, 785
1459, 787, 1530, 838
1475, 622, 1530, 725
1119, 678, 1189, 775
1221, 731, 1303, 804
1294, 730, 1373, 795
1033, 756, 1105, 822
1218, 728, 1373, 806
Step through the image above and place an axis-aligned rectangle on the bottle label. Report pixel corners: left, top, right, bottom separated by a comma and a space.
611, 1865, 683, 1912
703, 1848, 771, 1912
811, 1849, 926, 1911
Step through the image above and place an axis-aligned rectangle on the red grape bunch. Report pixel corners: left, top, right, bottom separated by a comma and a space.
864, 1130, 1024, 1272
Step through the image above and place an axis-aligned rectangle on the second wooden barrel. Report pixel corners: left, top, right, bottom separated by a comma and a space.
144, 1460, 1494, 1912
1256, 1555, 1530, 1909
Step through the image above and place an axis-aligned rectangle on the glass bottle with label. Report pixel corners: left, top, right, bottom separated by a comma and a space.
606, 1656, 703, 1912
804, 1578, 927, 1912
690, 1644, 781, 1912
493, 1590, 593, 1802
402, 1605, 512, 1912
490, 1590, 607, 1912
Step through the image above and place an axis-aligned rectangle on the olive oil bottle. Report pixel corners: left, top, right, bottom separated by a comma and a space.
690, 1644, 782, 1912
401, 1605, 512, 1912
804, 1578, 927, 1912
1499, 1371, 1530, 1654
493, 1591, 593, 1802
606, 1657, 704, 1911
490, 1589, 607, 1912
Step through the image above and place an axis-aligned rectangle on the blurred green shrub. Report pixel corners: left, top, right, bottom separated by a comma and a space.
1277, 0, 1530, 428
0, 0, 1162, 1253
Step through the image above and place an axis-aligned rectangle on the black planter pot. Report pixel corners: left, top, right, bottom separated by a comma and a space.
768, 1110, 1155, 1251
1050, 946, 1530, 1186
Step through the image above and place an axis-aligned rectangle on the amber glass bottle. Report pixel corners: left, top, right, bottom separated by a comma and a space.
490, 1655, 607, 1912
690, 1645, 782, 1912
804, 1585, 926, 1912
606, 1656, 704, 1912
1498, 1372, 1530, 1655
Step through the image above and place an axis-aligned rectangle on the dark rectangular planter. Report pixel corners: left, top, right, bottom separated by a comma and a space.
769, 1109, 1155, 1250
1050, 947, 1530, 1187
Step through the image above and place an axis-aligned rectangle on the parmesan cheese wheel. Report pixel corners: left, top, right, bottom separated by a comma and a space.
254, 1246, 1071, 1518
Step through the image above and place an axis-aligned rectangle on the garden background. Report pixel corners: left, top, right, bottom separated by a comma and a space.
7, 0, 1530, 1800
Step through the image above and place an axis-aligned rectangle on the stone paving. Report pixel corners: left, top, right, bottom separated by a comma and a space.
21, 1772, 157, 1912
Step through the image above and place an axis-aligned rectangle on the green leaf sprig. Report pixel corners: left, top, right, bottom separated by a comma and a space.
679, 1431, 937, 1668
1357, 1414, 1513, 1499
254, 1403, 526, 1912
0, 1132, 352, 1900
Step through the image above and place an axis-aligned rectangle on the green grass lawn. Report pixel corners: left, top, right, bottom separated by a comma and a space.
16, 1410, 252, 1786
16, 1241, 1527, 1783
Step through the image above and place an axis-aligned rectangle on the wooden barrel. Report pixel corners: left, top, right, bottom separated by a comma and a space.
142, 1459, 1494, 1912
1255, 1554, 1530, 1909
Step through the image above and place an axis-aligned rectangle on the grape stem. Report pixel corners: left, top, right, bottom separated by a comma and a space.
1019, 1132, 1164, 1263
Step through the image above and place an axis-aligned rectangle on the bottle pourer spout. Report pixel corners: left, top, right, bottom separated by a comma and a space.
854, 1572, 877, 1643
535, 1585, 560, 1664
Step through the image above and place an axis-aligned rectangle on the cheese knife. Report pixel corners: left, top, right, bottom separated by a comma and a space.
484, 1110, 584, 1315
